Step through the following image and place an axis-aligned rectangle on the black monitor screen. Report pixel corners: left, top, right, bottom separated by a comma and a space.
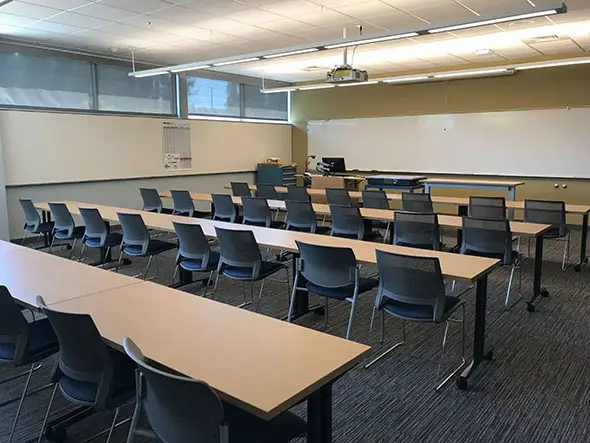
322, 157, 346, 173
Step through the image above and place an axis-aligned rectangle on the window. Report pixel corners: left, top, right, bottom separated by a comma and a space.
243, 84, 288, 121
187, 77, 241, 117
0, 52, 92, 109
96, 65, 174, 114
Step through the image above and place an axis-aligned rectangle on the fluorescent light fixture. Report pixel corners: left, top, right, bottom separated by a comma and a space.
324, 32, 419, 49
170, 65, 210, 73
428, 9, 559, 33
213, 57, 261, 67
133, 71, 169, 78
475, 48, 491, 55
383, 76, 430, 83
433, 68, 512, 78
261, 86, 297, 94
263, 48, 319, 59
297, 84, 335, 91
516, 58, 590, 70
337, 80, 380, 87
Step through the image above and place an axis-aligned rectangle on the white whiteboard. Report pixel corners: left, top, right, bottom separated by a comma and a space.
308, 108, 590, 178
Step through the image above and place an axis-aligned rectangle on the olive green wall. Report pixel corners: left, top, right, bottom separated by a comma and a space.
290, 63, 590, 223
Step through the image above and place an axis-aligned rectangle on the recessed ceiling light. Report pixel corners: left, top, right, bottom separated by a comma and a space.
475, 48, 491, 55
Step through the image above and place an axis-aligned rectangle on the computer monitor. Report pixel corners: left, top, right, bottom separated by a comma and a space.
321, 157, 346, 174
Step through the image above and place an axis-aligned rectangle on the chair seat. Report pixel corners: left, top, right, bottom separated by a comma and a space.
0, 318, 58, 364
225, 403, 306, 443
222, 261, 285, 280
85, 233, 123, 248
58, 349, 136, 407
25, 221, 54, 234
54, 226, 85, 240
306, 277, 378, 301
464, 249, 519, 265
382, 296, 461, 322
179, 251, 220, 272
123, 239, 176, 257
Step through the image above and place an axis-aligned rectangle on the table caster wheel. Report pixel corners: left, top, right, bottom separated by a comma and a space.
541, 289, 549, 298
526, 304, 535, 312
46, 426, 67, 442
457, 377, 468, 390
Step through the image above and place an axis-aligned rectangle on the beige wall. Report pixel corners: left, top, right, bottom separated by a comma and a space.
291, 63, 590, 222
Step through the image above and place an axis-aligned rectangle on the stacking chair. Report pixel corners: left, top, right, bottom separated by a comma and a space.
286, 186, 310, 202
365, 251, 465, 392
123, 337, 307, 443
256, 184, 279, 199
0, 287, 58, 443
288, 242, 378, 340
329, 205, 380, 241
461, 216, 522, 308
362, 189, 391, 242
48, 202, 86, 258
171, 190, 210, 218
241, 197, 284, 229
402, 193, 434, 213
214, 227, 289, 312
36, 296, 136, 443
326, 188, 353, 206
139, 188, 172, 214
524, 200, 570, 271
393, 211, 441, 250
18, 198, 54, 246
469, 196, 507, 220
285, 200, 329, 234
230, 182, 252, 197
117, 213, 177, 280
79, 208, 123, 264
211, 194, 239, 223
172, 221, 219, 296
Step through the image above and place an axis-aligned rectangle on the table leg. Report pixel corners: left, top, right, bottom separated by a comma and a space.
457, 275, 493, 390
575, 212, 588, 272
169, 267, 209, 289
526, 235, 548, 312
454, 205, 468, 251
308, 382, 332, 443
508, 186, 516, 219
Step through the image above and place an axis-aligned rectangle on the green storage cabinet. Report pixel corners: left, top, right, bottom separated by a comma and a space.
257, 163, 297, 187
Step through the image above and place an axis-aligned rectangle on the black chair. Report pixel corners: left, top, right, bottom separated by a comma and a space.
48, 202, 86, 258
139, 188, 173, 214
256, 184, 279, 200
329, 205, 380, 242
286, 186, 310, 202
288, 242, 378, 340
461, 216, 522, 309
214, 227, 289, 312
36, 296, 137, 443
241, 197, 284, 229
326, 188, 353, 206
393, 211, 441, 250
469, 196, 507, 220
524, 200, 570, 271
230, 182, 252, 197
285, 200, 329, 234
123, 337, 306, 443
171, 190, 210, 218
0, 287, 58, 443
362, 190, 392, 242
172, 222, 219, 296
402, 193, 434, 213
212, 194, 239, 223
117, 213, 177, 280
18, 198, 54, 246
79, 207, 123, 263
365, 251, 465, 392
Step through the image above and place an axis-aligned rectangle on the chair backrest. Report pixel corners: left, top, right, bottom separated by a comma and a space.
469, 196, 507, 220
79, 208, 108, 246
0, 286, 29, 364
401, 193, 434, 213
296, 241, 357, 288
170, 190, 195, 216
256, 184, 278, 200
48, 202, 76, 237
215, 227, 262, 278
19, 198, 41, 231
326, 188, 353, 206
329, 205, 364, 240
230, 182, 252, 197
241, 197, 272, 227
285, 200, 317, 233
461, 216, 512, 263
118, 212, 150, 255
123, 338, 227, 443
37, 296, 114, 408
172, 222, 212, 269
211, 194, 237, 223
375, 250, 447, 323
139, 188, 164, 213
393, 211, 440, 250
286, 186, 310, 202
524, 200, 566, 236
362, 190, 390, 210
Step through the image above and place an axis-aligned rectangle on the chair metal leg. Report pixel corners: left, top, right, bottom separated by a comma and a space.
436, 322, 451, 381
505, 263, 523, 310
21, 230, 28, 246
142, 255, 153, 280
287, 273, 299, 322
48, 233, 56, 253
172, 264, 180, 284
324, 297, 329, 328
450, 280, 456, 296
345, 290, 359, 340
203, 271, 214, 298
562, 232, 571, 272
105, 407, 120, 443
8, 363, 34, 443
256, 280, 265, 312
127, 371, 142, 443
369, 305, 376, 334
212, 271, 221, 299
284, 267, 291, 309
505, 264, 515, 308
78, 242, 87, 262
237, 281, 252, 308
37, 383, 58, 443
365, 316, 405, 369
0, 363, 41, 387
383, 222, 391, 244
527, 236, 531, 258
69, 238, 77, 259
435, 304, 467, 392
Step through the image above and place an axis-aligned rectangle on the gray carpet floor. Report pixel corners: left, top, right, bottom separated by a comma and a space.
2, 228, 590, 443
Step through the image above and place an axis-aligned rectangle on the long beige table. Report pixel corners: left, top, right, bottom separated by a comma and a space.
35, 201, 499, 390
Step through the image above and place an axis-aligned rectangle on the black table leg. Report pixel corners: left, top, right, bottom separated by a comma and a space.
169, 267, 209, 290
455, 205, 468, 251
283, 253, 325, 321
308, 383, 332, 443
457, 275, 493, 390
575, 212, 588, 272
526, 235, 548, 312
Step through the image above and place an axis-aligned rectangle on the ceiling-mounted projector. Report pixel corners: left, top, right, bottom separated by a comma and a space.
326, 65, 369, 84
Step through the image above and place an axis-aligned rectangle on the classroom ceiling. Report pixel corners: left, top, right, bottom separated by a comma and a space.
0, 0, 589, 81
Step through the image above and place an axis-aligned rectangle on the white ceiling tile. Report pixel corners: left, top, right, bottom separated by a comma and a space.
92, 22, 148, 38
0, 12, 37, 26
23, 19, 83, 34
21, 0, 95, 10
530, 39, 584, 55
311, 0, 362, 8
47, 11, 111, 28
147, 6, 214, 25
194, 16, 252, 32
74, 3, 140, 21
225, 8, 283, 25
361, 12, 428, 30
458, 0, 536, 16
258, 17, 318, 33
337, 1, 399, 20
98, 0, 172, 14
181, 0, 249, 15
295, 9, 352, 26
259, 0, 324, 17
0, 2, 61, 19
401, 3, 479, 25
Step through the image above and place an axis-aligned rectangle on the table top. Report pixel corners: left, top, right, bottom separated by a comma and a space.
36, 201, 500, 282
0, 241, 141, 308
423, 178, 525, 187
50, 281, 370, 420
